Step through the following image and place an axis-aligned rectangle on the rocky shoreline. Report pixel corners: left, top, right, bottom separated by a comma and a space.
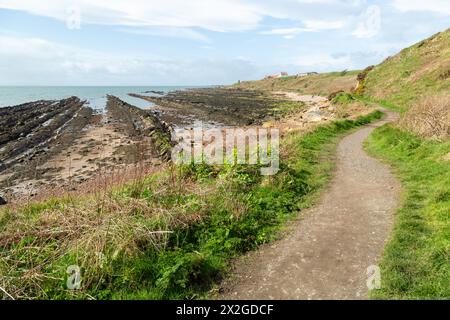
129, 87, 296, 127
0, 95, 171, 203
0, 86, 344, 204
0, 97, 88, 169
105, 95, 172, 158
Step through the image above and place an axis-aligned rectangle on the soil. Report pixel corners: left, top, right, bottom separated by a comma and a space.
219, 109, 401, 300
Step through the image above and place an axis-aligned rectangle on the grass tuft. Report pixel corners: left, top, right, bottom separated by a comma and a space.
365, 125, 450, 299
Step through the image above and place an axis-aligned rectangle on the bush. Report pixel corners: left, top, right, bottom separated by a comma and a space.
400, 94, 450, 140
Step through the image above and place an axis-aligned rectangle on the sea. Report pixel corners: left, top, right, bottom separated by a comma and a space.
0, 86, 203, 112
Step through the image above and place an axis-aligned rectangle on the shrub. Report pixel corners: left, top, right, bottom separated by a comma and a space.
399, 94, 450, 140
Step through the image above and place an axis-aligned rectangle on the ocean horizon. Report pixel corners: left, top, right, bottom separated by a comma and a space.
0, 86, 209, 111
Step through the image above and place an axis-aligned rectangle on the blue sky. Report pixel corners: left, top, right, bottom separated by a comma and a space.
0, 0, 449, 86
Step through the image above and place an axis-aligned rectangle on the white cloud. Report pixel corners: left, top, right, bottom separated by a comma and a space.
352, 5, 381, 38
117, 27, 211, 43
303, 19, 345, 31
0, 0, 375, 35
392, 0, 450, 15
1, 0, 449, 85
293, 53, 353, 70
0, 35, 148, 75
0, 0, 265, 32
261, 19, 345, 39
3, 0, 447, 41
261, 27, 311, 36
0, 34, 257, 85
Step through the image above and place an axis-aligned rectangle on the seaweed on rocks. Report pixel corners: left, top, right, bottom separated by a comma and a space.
106, 95, 172, 158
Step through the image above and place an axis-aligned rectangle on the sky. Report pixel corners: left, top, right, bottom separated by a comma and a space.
0, 0, 449, 86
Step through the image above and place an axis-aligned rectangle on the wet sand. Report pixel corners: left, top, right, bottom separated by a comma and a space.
0, 95, 171, 202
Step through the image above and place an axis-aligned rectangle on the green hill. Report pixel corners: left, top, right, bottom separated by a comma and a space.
236, 29, 450, 115
363, 28, 450, 299
362, 28, 450, 112
235, 71, 359, 96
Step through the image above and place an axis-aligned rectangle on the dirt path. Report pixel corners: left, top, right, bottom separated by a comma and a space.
221, 109, 401, 300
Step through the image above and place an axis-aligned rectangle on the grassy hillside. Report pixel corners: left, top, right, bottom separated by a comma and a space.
362, 28, 450, 299
362, 28, 450, 113
235, 71, 359, 96
235, 28, 450, 114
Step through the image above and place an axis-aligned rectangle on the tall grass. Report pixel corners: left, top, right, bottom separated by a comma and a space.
0, 111, 383, 300
399, 94, 450, 141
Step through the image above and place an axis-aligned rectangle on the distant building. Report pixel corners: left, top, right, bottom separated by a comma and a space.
296, 72, 318, 78
264, 72, 289, 80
